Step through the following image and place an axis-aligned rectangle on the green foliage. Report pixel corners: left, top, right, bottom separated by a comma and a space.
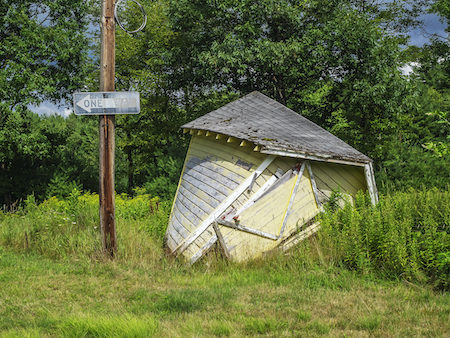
0, 111, 99, 206
166, 0, 415, 158
376, 141, 450, 194
317, 189, 450, 289
0, 0, 92, 110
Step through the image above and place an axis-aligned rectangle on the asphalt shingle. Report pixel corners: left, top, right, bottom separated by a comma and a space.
182, 91, 371, 163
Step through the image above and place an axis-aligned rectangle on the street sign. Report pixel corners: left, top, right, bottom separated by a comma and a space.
73, 91, 140, 115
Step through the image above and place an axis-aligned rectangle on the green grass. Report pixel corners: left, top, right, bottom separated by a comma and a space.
1, 246, 450, 337
1, 189, 450, 336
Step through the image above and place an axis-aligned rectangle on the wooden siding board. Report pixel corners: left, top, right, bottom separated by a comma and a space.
336, 165, 366, 190
172, 199, 216, 247
183, 172, 226, 204
184, 166, 233, 197
180, 180, 220, 210
174, 196, 202, 227
177, 194, 207, 226
170, 217, 190, 239
286, 181, 319, 231
187, 154, 245, 184
174, 198, 220, 248
178, 183, 215, 215
312, 162, 363, 197
223, 171, 321, 261
189, 147, 254, 182
191, 136, 265, 169
224, 174, 297, 254
165, 231, 177, 251
171, 202, 208, 252
185, 158, 241, 190
318, 162, 366, 192
166, 225, 185, 248
172, 202, 204, 246
228, 231, 274, 261
173, 155, 276, 257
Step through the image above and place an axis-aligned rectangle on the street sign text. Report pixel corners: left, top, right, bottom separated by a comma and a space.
73, 92, 140, 115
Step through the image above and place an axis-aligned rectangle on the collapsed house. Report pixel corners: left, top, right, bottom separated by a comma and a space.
165, 92, 378, 264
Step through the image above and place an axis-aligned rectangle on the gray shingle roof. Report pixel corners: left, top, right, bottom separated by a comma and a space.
182, 91, 371, 163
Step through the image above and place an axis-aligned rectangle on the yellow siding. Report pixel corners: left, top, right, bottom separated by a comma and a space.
224, 164, 319, 262
167, 134, 270, 254
167, 133, 369, 263
311, 161, 366, 204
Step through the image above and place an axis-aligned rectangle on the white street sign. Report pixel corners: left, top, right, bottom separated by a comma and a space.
73, 92, 140, 115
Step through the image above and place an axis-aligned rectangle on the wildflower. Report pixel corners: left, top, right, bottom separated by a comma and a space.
72, 222, 76, 225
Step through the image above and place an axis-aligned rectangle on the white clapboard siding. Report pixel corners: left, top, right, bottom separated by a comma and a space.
166, 134, 269, 252
311, 161, 366, 204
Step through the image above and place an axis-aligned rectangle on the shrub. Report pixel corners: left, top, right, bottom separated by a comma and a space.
317, 188, 450, 289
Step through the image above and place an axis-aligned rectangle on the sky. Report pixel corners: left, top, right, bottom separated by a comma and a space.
29, 12, 448, 117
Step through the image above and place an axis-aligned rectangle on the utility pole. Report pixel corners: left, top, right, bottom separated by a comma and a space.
99, 0, 116, 257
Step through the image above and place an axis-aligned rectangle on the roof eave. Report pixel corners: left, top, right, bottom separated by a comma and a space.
260, 147, 371, 167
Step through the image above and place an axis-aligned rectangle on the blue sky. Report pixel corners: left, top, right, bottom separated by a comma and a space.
29, 12, 448, 116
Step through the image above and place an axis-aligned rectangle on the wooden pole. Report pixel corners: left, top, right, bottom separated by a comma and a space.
99, 0, 116, 257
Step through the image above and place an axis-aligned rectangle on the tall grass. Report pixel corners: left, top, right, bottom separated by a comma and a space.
1, 187, 450, 290
308, 188, 450, 290
0, 189, 170, 263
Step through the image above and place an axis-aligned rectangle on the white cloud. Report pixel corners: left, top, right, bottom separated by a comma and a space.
401, 62, 418, 76
28, 100, 70, 117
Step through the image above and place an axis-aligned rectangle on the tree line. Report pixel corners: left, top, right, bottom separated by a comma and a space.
1, 0, 450, 208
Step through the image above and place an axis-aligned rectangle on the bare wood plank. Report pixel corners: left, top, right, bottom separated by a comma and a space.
234, 174, 279, 217
278, 163, 305, 239
189, 234, 218, 265
172, 155, 276, 257
217, 219, 279, 240
306, 161, 321, 207
364, 162, 379, 205
213, 222, 231, 260
248, 173, 257, 193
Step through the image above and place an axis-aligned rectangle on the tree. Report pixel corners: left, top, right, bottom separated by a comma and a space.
0, 0, 92, 110
0, 0, 92, 207
163, 0, 418, 159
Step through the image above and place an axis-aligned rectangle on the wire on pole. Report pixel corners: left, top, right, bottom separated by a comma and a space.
114, 0, 147, 34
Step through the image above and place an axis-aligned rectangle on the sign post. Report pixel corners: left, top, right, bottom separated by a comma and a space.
73, 0, 145, 259
99, 0, 116, 257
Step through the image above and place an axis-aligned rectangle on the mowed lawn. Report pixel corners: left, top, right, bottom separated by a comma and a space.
1, 246, 449, 338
